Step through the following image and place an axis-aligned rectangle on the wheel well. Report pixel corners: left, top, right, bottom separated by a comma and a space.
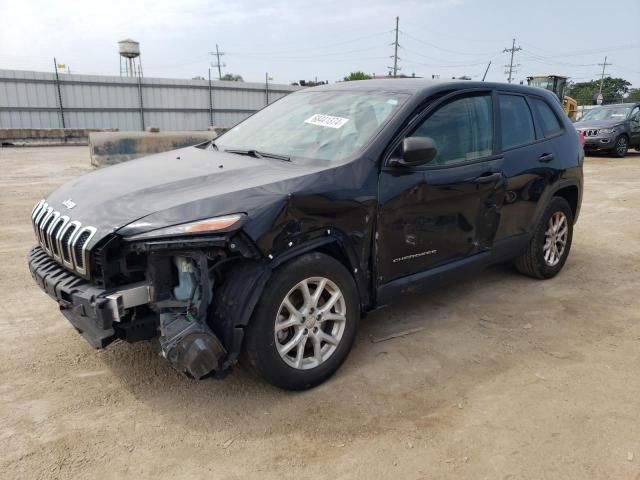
314, 241, 370, 310
554, 186, 579, 219
315, 242, 353, 272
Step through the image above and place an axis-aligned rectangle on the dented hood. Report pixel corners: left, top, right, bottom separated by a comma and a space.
44, 145, 332, 246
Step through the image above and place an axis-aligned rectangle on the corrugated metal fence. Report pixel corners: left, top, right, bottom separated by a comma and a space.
0, 69, 299, 131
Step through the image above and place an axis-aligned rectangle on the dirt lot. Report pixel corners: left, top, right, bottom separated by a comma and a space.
1, 146, 639, 480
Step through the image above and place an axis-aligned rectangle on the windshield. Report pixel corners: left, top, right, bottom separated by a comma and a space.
580, 106, 632, 122
529, 78, 554, 90
215, 90, 408, 162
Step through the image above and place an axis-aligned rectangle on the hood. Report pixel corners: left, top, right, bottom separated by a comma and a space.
45, 146, 329, 247
574, 119, 623, 129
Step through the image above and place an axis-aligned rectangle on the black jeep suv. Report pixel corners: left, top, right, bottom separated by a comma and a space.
28, 80, 583, 390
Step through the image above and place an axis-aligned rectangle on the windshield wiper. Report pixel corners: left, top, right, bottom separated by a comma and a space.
224, 149, 290, 162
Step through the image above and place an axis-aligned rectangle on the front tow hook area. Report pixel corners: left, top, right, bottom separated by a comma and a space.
170, 332, 227, 380
158, 312, 227, 379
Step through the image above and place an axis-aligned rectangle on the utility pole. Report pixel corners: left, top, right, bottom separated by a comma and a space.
53, 58, 65, 128
503, 38, 522, 84
598, 56, 612, 95
208, 67, 214, 126
390, 16, 400, 78
209, 44, 226, 80
265, 72, 269, 105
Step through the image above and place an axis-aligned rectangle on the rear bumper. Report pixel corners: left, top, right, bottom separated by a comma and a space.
28, 246, 120, 348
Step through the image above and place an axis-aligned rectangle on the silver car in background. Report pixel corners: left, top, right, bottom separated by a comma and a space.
574, 103, 640, 157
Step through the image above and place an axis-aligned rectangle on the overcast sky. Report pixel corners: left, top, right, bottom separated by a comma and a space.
1, 0, 639, 88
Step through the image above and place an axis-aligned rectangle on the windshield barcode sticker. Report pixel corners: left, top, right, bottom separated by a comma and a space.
304, 114, 349, 129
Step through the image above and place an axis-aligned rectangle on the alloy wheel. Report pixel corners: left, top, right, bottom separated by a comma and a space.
274, 277, 346, 370
616, 136, 628, 156
543, 211, 568, 267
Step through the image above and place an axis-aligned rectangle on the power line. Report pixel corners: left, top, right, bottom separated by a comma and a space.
228, 30, 393, 56
520, 49, 599, 67
399, 46, 494, 65
399, 29, 501, 57
519, 42, 640, 59
503, 38, 522, 84
401, 56, 496, 69
228, 45, 387, 60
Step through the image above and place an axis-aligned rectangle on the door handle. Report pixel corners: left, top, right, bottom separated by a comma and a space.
473, 172, 502, 184
539, 153, 554, 163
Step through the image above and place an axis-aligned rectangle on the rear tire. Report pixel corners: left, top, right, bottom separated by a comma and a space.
242, 252, 359, 390
515, 197, 574, 279
611, 135, 628, 158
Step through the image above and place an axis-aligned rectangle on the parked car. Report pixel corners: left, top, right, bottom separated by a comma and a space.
28, 80, 583, 390
574, 103, 640, 157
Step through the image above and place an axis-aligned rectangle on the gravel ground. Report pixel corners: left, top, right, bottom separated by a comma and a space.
1, 146, 639, 480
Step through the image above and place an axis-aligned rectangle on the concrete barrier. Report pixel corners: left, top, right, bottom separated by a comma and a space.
0, 128, 117, 147
89, 128, 227, 167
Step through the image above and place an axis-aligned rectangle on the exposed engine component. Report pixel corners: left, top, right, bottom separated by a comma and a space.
157, 256, 226, 379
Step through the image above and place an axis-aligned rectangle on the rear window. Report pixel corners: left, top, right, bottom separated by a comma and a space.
530, 97, 563, 137
499, 94, 535, 150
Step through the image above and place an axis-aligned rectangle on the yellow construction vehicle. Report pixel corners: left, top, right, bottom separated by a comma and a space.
526, 75, 578, 120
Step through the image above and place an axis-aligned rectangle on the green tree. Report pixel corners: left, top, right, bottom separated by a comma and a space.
626, 88, 640, 102
566, 77, 631, 105
343, 71, 372, 81
221, 73, 244, 82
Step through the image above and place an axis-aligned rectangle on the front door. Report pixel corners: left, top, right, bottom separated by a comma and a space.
377, 91, 505, 284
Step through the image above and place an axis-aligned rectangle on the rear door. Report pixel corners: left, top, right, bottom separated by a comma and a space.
494, 93, 564, 243
629, 105, 640, 147
377, 90, 505, 284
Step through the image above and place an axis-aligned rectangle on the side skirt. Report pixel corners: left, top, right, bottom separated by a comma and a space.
375, 234, 530, 307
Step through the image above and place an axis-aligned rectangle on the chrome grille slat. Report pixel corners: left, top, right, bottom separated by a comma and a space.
52, 215, 70, 262
30, 199, 97, 278
70, 226, 97, 275
35, 206, 52, 245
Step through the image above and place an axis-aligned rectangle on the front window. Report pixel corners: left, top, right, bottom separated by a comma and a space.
215, 90, 408, 162
408, 93, 493, 166
580, 106, 632, 122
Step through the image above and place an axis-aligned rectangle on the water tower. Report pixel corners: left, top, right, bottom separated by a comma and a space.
118, 39, 143, 77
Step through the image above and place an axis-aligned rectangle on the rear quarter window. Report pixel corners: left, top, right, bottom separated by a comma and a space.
530, 97, 564, 137
499, 94, 536, 150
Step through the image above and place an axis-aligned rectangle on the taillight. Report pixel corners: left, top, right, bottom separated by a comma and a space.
578, 131, 586, 147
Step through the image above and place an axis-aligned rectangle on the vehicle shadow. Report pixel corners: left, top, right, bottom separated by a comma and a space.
97, 261, 539, 438
585, 150, 640, 158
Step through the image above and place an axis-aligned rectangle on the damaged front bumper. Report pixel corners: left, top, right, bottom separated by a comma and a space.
28, 246, 126, 348
27, 246, 228, 378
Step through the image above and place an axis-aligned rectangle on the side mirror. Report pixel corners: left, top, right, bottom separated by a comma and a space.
400, 137, 438, 167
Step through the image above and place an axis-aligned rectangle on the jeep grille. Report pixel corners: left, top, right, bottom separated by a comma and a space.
30, 199, 97, 277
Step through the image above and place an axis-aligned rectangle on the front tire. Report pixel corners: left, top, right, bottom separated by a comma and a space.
611, 135, 628, 158
242, 252, 359, 390
515, 197, 574, 279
